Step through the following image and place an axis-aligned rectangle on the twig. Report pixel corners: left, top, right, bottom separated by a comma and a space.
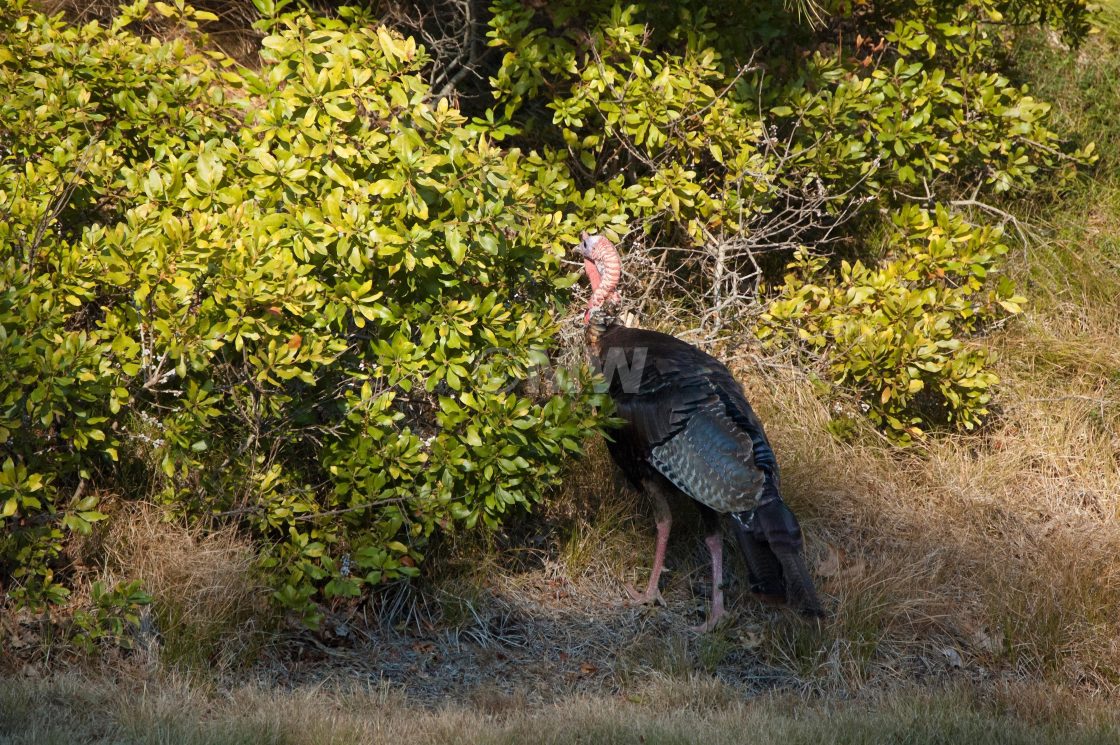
26, 133, 101, 269
210, 496, 411, 521
949, 198, 1040, 247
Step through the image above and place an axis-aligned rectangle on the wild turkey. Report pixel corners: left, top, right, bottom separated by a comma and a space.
578, 231, 823, 631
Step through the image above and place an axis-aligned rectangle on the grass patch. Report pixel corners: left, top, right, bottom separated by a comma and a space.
2, 672, 1120, 745
102, 504, 273, 670
4, 503, 273, 673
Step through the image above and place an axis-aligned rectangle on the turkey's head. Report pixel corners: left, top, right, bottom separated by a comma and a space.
579, 231, 621, 325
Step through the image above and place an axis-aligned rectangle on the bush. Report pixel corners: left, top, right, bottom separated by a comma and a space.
0, 0, 607, 624
757, 204, 1025, 442
486, 0, 1090, 253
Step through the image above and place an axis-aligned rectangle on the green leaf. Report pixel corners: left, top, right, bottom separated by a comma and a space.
446, 227, 465, 264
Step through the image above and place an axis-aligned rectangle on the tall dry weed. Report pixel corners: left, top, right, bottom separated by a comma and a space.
102, 504, 271, 670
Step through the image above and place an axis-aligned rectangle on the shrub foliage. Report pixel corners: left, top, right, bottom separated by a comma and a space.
486, 0, 1090, 438
0, 0, 605, 622
0, 0, 1091, 625
758, 205, 1025, 442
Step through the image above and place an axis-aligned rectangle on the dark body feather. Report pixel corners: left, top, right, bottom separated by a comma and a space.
598, 326, 773, 509
593, 322, 823, 619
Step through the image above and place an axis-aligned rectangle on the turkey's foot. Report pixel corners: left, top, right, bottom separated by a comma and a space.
689, 609, 730, 634
625, 583, 665, 606
689, 591, 734, 631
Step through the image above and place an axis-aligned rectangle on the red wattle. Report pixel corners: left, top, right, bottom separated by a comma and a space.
585, 258, 602, 291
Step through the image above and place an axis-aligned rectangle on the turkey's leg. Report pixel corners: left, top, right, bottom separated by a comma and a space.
627, 480, 671, 606
691, 514, 728, 633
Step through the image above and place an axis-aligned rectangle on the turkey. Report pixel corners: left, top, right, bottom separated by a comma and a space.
578, 231, 823, 631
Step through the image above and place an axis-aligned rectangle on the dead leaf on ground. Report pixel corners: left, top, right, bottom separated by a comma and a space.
817, 543, 867, 579
737, 628, 764, 649
971, 627, 1005, 655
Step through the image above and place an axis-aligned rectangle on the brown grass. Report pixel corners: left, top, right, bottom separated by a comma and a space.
99, 503, 271, 670
734, 330, 1120, 691
3, 671, 1120, 745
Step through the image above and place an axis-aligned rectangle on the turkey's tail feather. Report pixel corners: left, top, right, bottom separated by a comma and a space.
731, 501, 824, 618
730, 513, 786, 600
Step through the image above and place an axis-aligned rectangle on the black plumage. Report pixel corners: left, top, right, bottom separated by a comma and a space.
579, 232, 822, 630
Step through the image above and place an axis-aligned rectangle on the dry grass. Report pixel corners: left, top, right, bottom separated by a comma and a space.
732, 337, 1120, 691
98, 503, 271, 670
3, 502, 270, 673
113, 506, 271, 667
3, 671, 1120, 745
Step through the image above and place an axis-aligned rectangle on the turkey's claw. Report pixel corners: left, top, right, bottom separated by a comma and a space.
689, 609, 729, 634
691, 569, 729, 633
625, 583, 665, 606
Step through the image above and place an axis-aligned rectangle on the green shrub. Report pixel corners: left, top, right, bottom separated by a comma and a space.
757, 204, 1024, 442
486, 0, 1090, 244
0, 0, 607, 624
70, 579, 153, 653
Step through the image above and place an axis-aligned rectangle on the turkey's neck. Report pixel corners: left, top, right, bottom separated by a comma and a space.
585, 312, 616, 357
